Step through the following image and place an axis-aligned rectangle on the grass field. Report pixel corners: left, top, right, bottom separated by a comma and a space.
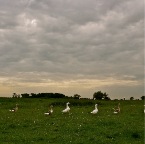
0, 98, 144, 144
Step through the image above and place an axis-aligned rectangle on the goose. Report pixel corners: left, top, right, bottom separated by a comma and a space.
44, 105, 53, 115
113, 103, 120, 114
91, 104, 98, 114
9, 104, 18, 112
62, 102, 70, 113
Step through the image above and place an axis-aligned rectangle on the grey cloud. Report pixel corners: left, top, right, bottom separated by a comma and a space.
0, 0, 143, 98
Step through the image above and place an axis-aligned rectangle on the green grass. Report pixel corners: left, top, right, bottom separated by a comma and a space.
0, 98, 144, 144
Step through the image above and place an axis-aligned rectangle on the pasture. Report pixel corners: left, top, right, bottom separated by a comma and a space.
0, 98, 144, 144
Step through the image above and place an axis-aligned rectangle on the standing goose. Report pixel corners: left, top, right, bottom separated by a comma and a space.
91, 104, 98, 114
62, 102, 70, 113
44, 105, 53, 115
113, 103, 120, 114
9, 104, 18, 112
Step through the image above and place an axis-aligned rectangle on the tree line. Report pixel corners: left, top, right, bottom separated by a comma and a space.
12, 91, 110, 100
12, 92, 144, 100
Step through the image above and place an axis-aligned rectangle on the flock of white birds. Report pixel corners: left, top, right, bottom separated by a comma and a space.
9, 102, 123, 115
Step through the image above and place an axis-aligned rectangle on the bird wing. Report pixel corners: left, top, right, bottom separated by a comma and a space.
44, 112, 50, 115
91, 109, 98, 114
62, 107, 70, 113
62, 109, 67, 113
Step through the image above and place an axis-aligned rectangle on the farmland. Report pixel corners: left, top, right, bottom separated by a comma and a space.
0, 98, 144, 144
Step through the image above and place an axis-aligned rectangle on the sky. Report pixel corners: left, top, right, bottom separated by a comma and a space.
0, 0, 144, 99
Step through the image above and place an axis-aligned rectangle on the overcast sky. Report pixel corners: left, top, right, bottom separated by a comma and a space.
0, 0, 144, 99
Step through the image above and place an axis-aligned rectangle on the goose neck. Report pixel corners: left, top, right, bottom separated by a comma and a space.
95, 105, 97, 109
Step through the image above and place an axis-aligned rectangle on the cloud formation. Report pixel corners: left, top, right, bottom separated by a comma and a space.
0, 0, 144, 99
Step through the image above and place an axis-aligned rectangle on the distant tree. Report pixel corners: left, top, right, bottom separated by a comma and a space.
130, 97, 134, 100
17, 94, 20, 98
141, 96, 145, 100
93, 91, 110, 100
12, 93, 20, 98
104, 96, 111, 100
93, 91, 103, 100
54, 93, 65, 98
21, 93, 30, 98
73, 94, 81, 99
12, 93, 17, 98
31, 93, 37, 98
24, 92, 66, 98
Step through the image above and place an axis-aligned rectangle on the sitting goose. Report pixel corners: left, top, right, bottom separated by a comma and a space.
62, 102, 70, 113
91, 104, 98, 114
113, 103, 120, 114
44, 105, 53, 115
9, 104, 18, 112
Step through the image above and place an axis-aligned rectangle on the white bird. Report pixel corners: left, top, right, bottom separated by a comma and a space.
9, 104, 18, 112
44, 105, 53, 115
144, 105, 145, 113
113, 103, 120, 114
62, 102, 70, 113
91, 104, 98, 114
